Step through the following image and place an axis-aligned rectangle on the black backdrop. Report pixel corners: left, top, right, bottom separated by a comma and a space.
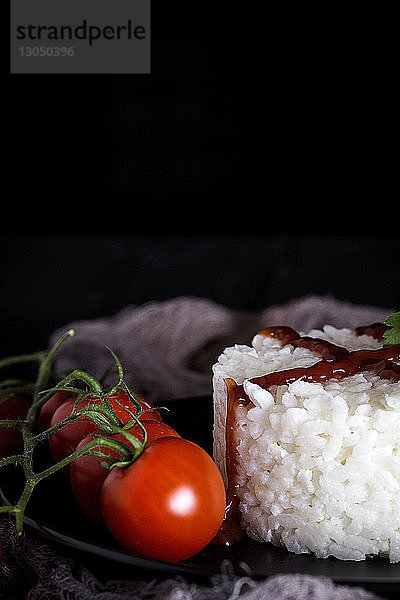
3, 3, 398, 356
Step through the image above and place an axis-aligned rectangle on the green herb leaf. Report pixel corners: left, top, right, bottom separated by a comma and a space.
383, 311, 400, 346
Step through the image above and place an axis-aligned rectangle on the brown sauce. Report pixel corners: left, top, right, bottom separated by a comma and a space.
214, 323, 400, 546
212, 378, 248, 544
354, 322, 388, 341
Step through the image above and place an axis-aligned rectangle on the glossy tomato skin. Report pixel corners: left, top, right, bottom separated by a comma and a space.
70, 433, 124, 525
0, 395, 30, 458
35, 390, 74, 432
106, 390, 162, 423
49, 398, 101, 465
48, 391, 161, 465
125, 419, 180, 445
100, 437, 226, 562
70, 421, 180, 525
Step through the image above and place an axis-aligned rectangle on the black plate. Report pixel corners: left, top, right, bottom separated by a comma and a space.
1, 396, 399, 594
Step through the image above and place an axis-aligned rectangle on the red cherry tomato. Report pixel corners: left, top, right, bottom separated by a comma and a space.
70, 421, 180, 525
105, 390, 162, 423
100, 437, 226, 562
0, 395, 30, 458
35, 390, 74, 432
126, 419, 180, 444
48, 390, 162, 465
49, 397, 100, 465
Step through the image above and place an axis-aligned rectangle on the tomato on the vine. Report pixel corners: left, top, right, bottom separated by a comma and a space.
105, 390, 162, 423
70, 420, 180, 524
48, 390, 162, 465
100, 437, 226, 562
0, 394, 30, 459
35, 390, 74, 432
48, 396, 97, 465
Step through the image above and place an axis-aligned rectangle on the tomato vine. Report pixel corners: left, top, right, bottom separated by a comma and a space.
0, 330, 150, 534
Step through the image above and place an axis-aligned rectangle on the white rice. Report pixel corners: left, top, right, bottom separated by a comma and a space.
212, 325, 400, 562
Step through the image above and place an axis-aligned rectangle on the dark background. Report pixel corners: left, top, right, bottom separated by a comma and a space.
3, 3, 398, 357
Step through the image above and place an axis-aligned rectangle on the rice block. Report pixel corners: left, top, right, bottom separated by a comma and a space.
212, 323, 400, 562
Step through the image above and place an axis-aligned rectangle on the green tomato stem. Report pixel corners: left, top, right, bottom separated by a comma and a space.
28, 369, 103, 425
0, 453, 26, 468
0, 419, 27, 428
103, 347, 124, 395
33, 435, 134, 483
0, 352, 46, 370
30, 414, 81, 445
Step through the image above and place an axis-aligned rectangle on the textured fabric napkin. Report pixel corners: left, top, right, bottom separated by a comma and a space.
0, 295, 394, 599
0, 515, 385, 600
48, 294, 391, 404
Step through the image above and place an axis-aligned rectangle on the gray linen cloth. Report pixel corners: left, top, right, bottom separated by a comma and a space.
0, 295, 394, 599
48, 294, 391, 404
